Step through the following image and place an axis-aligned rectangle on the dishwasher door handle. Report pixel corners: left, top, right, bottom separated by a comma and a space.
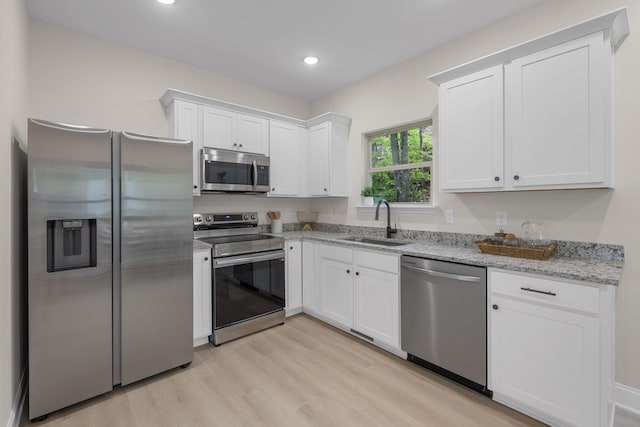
402, 264, 482, 283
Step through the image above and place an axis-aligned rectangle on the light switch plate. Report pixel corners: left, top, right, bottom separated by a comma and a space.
444, 210, 454, 224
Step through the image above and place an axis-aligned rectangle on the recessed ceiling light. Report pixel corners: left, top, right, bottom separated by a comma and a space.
157, 0, 175, 5
304, 56, 319, 65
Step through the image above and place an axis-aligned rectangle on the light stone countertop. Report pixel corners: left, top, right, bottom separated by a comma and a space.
278, 231, 624, 286
193, 239, 212, 251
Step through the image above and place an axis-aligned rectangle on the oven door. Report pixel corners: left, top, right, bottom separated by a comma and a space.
213, 250, 285, 330
201, 149, 269, 193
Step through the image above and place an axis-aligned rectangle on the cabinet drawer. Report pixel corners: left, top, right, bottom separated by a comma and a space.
318, 243, 353, 263
490, 270, 599, 314
355, 250, 399, 274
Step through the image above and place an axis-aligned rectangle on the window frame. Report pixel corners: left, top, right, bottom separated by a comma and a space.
363, 118, 435, 208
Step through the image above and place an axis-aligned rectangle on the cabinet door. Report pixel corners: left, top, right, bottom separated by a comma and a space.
353, 265, 399, 348
193, 248, 212, 345
237, 113, 269, 154
309, 122, 331, 196
269, 121, 301, 196
318, 253, 353, 327
302, 241, 315, 311
506, 32, 608, 188
202, 106, 235, 150
285, 241, 302, 314
438, 65, 504, 191
173, 100, 202, 196
490, 295, 599, 427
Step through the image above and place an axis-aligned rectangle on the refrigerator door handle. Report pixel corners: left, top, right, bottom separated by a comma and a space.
29, 118, 110, 134
121, 131, 192, 145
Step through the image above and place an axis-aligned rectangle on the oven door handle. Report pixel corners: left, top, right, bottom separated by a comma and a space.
214, 250, 285, 268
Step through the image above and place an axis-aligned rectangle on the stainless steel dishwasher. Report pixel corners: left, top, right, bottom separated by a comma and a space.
401, 256, 490, 396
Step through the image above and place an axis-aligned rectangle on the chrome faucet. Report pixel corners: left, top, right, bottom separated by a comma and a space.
375, 199, 397, 239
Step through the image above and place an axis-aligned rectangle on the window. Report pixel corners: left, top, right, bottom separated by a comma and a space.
366, 120, 433, 204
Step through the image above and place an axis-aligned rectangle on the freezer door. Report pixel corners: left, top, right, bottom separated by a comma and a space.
119, 131, 193, 385
27, 119, 113, 420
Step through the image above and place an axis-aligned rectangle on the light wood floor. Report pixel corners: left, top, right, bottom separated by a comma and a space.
22, 315, 546, 426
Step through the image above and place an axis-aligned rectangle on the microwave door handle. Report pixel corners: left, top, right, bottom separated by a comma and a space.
252, 160, 258, 189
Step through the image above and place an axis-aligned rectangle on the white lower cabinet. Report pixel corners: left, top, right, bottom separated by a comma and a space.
311, 243, 400, 350
353, 252, 399, 348
285, 240, 302, 315
488, 269, 614, 427
302, 241, 316, 311
193, 247, 212, 347
317, 245, 354, 327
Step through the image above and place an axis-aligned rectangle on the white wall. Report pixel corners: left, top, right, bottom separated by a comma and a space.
310, 0, 640, 388
0, 0, 29, 424
28, 19, 312, 133
28, 18, 314, 228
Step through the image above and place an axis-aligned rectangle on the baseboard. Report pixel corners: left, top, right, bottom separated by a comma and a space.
6, 368, 27, 427
614, 383, 640, 413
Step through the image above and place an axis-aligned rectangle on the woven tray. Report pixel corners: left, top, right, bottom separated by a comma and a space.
475, 239, 557, 260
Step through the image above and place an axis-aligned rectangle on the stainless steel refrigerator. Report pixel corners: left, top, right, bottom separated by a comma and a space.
27, 119, 193, 420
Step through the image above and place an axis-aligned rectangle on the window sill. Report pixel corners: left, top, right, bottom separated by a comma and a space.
355, 204, 440, 214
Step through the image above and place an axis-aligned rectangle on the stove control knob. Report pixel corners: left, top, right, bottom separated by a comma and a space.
193, 215, 203, 224
250, 214, 256, 220
205, 215, 213, 222
244, 214, 249, 220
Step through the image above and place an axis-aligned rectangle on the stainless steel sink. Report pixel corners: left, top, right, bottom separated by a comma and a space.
339, 236, 409, 247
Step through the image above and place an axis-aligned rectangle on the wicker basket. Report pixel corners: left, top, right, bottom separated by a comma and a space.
475, 239, 557, 260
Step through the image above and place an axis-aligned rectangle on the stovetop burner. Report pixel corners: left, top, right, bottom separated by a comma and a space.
193, 212, 284, 258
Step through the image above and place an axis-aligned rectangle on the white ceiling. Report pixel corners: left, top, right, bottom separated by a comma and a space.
27, 0, 540, 101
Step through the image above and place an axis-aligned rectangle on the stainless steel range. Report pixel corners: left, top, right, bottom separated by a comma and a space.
194, 212, 285, 345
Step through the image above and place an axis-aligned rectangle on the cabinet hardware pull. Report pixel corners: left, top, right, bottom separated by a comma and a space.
494, 176, 500, 181
514, 175, 520, 180
289, 246, 293, 250
193, 185, 198, 189
520, 287, 556, 296
346, 269, 350, 274
356, 272, 360, 276
324, 188, 327, 191
272, 188, 275, 191
492, 304, 499, 310
239, 144, 243, 148
204, 257, 209, 261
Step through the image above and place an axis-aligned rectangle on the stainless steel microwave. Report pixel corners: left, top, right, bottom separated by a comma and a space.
201, 148, 270, 193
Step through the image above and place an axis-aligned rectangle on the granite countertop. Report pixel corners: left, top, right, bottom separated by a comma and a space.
193, 239, 212, 250
277, 231, 624, 286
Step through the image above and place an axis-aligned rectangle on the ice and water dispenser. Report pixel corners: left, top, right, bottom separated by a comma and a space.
46, 219, 97, 272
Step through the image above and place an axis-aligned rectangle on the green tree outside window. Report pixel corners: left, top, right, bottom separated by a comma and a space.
368, 122, 433, 203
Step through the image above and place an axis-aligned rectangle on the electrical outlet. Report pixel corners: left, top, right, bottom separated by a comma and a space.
444, 210, 454, 224
496, 211, 507, 227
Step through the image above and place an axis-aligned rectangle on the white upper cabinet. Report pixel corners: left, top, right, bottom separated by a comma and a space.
308, 116, 350, 197
161, 90, 350, 198
202, 105, 269, 155
269, 121, 308, 197
506, 33, 608, 189
170, 100, 202, 196
439, 66, 504, 191
309, 122, 331, 196
430, 9, 629, 193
